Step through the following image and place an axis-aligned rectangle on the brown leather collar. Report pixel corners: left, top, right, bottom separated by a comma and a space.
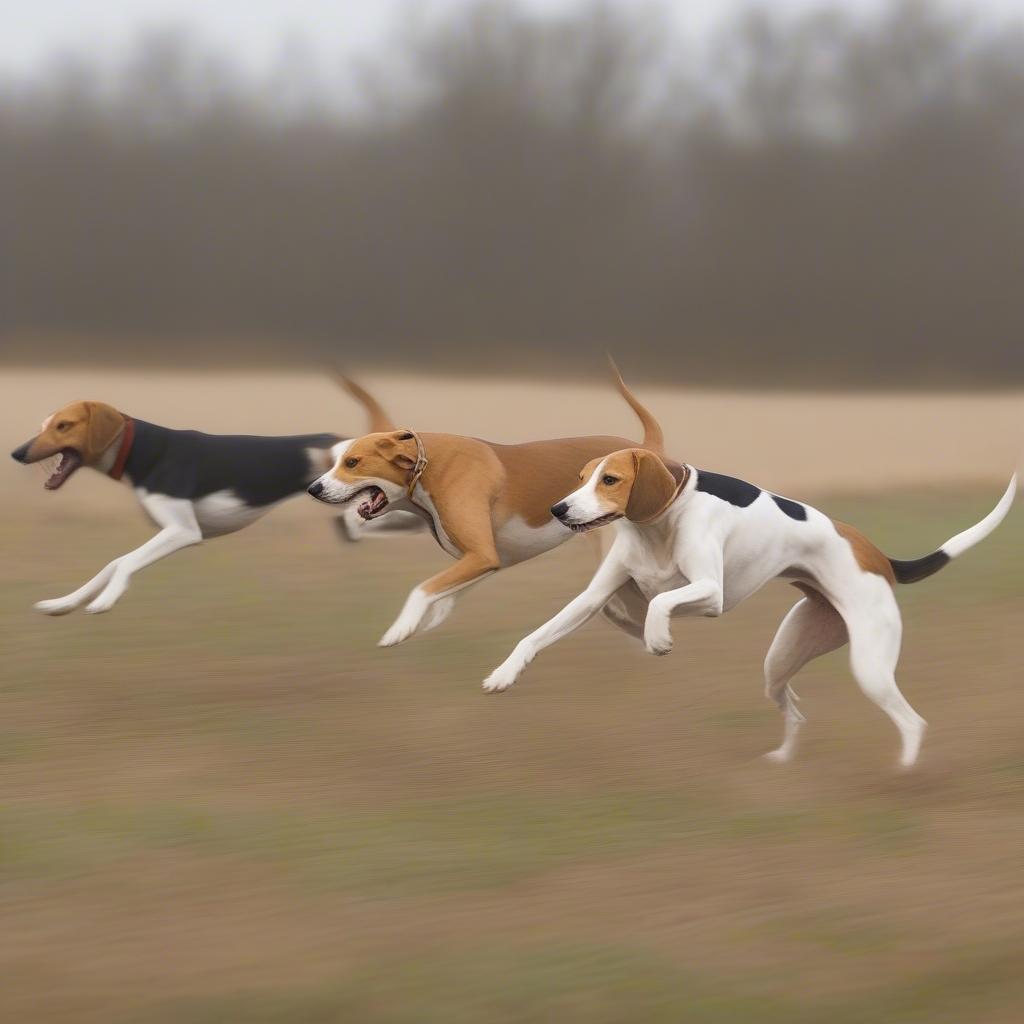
404, 430, 429, 498
108, 416, 135, 481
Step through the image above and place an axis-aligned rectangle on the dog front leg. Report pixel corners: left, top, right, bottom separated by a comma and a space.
84, 527, 201, 613
644, 578, 724, 656
35, 560, 123, 615
483, 558, 631, 692
84, 497, 202, 614
378, 552, 498, 647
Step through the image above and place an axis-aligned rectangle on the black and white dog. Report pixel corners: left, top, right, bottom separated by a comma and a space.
10, 378, 420, 614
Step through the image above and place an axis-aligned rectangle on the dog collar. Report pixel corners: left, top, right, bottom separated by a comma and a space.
108, 416, 136, 481
633, 462, 691, 525
404, 430, 429, 498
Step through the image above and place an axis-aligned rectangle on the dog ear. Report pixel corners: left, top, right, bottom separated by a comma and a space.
83, 402, 125, 464
625, 449, 677, 522
376, 431, 417, 470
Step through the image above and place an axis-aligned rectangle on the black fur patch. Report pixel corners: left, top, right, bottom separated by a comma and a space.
695, 470, 761, 508
125, 419, 342, 507
889, 550, 951, 584
771, 494, 807, 521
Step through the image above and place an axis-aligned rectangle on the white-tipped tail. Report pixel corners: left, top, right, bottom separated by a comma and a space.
889, 473, 1017, 584
944, 473, 1017, 558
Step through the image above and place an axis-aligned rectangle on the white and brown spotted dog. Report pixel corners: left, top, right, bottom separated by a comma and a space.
483, 448, 1017, 767
307, 363, 665, 647
10, 377, 420, 615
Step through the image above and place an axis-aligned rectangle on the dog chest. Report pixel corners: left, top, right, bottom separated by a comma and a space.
192, 490, 271, 537
495, 516, 570, 566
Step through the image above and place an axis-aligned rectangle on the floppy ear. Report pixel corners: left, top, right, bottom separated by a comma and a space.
375, 431, 417, 470
625, 450, 678, 522
83, 402, 125, 463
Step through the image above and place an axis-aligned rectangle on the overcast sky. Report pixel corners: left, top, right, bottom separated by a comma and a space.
3, 0, 1021, 75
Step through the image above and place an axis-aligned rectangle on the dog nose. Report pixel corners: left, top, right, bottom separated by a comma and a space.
550, 501, 569, 520
10, 442, 30, 464
308, 480, 325, 498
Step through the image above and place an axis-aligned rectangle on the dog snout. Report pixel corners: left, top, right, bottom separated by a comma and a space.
308, 479, 325, 499
550, 501, 569, 520
11, 441, 32, 464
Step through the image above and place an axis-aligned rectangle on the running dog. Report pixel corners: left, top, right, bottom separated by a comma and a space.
10, 377, 420, 615
307, 363, 665, 647
482, 448, 1017, 767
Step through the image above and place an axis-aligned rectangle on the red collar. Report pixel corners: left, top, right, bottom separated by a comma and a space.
109, 416, 135, 481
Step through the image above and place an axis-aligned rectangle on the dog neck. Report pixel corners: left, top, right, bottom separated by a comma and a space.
103, 416, 135, 480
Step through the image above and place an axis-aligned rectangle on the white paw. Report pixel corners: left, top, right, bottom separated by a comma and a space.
763, 748, 793, 764
378, 621, 415, 647
421, 596, 455, 634
34, 598, 79, 616
85, 593, 119, 614
643, 614, 673, 656
482, 663, 521, 693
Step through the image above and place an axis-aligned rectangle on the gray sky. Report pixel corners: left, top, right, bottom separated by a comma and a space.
4, 0, 1019, 76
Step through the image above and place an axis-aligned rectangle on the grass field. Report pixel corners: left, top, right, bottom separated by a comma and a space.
2, 478, 1022, 1022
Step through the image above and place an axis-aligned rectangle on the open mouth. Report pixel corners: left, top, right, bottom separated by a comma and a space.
354, 485, 389, 521
40, 448, 83, 490
567, 512, 621, 534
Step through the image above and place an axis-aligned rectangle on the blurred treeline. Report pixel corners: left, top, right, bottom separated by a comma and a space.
3, 1, 1023, 386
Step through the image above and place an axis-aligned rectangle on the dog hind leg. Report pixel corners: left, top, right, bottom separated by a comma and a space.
842, 586, 926, 768
763, 589, 847, 763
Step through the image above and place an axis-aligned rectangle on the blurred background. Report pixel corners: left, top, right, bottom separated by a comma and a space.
3, 0, 1024, 384
3, 3, 1024, 1022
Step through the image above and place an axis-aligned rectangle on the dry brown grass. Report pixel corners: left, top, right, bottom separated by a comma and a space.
1, 371, 1022, 1022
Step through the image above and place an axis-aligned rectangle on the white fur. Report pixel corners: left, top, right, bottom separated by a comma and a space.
485, 465, 1015, 767
193, 489, 272, 537
36, 493, 202, 615
942, 473, 1017, 558
494, 515, 572, 566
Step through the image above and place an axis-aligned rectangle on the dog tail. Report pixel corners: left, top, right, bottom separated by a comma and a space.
888, 473, 1017, 584
608, 355, 664, 454
335, 374, 396, 433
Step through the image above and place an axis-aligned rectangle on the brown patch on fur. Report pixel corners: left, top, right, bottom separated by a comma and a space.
833, 520, 896, 585
488, 435, 647, 528
20, 400, 125, 465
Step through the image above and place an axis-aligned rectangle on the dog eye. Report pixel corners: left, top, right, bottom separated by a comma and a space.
344, 457, 360, 469
602, 475, 619, 486
57, 421, 71, 431
397, 432, 414, 441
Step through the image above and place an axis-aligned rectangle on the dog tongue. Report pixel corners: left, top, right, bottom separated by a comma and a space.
44, 450, 81, 490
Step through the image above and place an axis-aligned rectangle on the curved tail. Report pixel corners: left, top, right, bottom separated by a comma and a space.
334, 373, 396, 433
889, 474, 1017, 584
607, 355, 664, 454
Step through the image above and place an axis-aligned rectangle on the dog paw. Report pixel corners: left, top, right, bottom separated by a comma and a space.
643, 618, 673, 656
34, 598, 79, 616
84, 595, 117, 615
482, 663, 521, 693
763, 748, 792, 764
378, 623, 414, 647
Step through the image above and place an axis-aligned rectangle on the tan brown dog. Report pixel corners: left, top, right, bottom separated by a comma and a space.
11, 379, 420, 614
307, 363, 665, 646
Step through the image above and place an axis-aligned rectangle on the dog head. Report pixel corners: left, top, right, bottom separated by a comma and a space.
550, 448, 684, 532
10, 401, 126, 490
308, 430, 422, 519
